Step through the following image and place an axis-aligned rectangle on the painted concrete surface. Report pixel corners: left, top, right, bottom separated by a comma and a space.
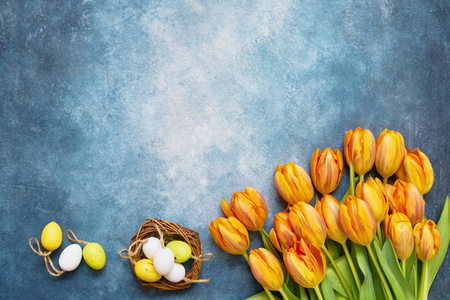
1, 0, 449, 299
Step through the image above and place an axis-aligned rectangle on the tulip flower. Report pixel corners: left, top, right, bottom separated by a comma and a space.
284, 239, 326, 299
395, 147, 434, 195
221, 187, 268, 231
249, 248, 284, 291
375, 129, 405, 183
385, 179, 425, 227
311, 148, 343, 195
288, 202, 326, 247
344, 127, 376, 178
275, 162, 314, 205
340, 196, 377, 246
315, 195, 347, 244
209, 217, 249, 255
269, 228, 283, 253
271, 212, 298, 251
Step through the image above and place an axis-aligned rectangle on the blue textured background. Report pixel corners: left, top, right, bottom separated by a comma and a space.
1, 0, 449, 299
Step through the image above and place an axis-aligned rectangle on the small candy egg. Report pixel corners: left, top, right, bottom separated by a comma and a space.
58, 244, 83, 272
166, 240, 192, 263
153, 248, 174, 276
41, 222, 63, 251
134, 259, 162, 282
164, 262, 186, 283
82, 242, 106, 270
142, 237, 162, 259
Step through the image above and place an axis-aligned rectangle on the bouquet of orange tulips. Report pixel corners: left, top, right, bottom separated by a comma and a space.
209, 127, 449, 300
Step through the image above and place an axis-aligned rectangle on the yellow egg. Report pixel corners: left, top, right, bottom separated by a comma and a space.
41, 222, 63, 251
166, 240, 191, 263
134, 259, 162, 282
82, 242, 106, 270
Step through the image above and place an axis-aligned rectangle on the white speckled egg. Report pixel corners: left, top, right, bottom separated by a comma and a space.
58, 244, 83, 272
164, 263, 185, 283
153, 248, 174, 276
142, 237, 162, 259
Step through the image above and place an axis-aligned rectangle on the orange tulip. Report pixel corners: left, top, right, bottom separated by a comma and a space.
269, 228, 283, 252
384, 212, 414, 261
375, 129, 405, 179
221, 187, 268, 231
289, 202, 327, 247
311, 148, 344, 194
414, 220, 441, 262
340, 196, 377, 246
209, 217, 250, 255
344, 127, 376, 177
249, 248, 284, 291
283, 238, 326, 288
272, 212, 299, 251
275, 162, 314, 205
395, 147, 434, 195
315, 194, 347, 244
385, 180, 425, 227
355, 177, 389, 223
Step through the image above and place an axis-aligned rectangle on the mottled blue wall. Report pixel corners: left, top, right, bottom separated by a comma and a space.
1, 0, 449, 299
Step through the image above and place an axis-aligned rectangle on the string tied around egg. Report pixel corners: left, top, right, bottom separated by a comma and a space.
28, 237, 65, 277
118, 239, 148, 265
66, 230, 89, 245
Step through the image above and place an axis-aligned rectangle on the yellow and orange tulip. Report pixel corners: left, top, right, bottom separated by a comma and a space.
340, 196, 377, 246
275, 162, 314, 205
209, 217, 250, 255
249, 248, 284, 291
384, 212, 414, 261
311, 148, 344, 194
315, 194, 347, 244
289, 202, 327, 247
395, 147, 434, 195
414, 220, 441, 262
272, 212, 299, 251
344, 127, 376, 176
221, 187, 268, 231
355, 177, 389, 223
283, 238, 326, 288
385, 179, 425, 227
375, 129, 405, 179
269, 228, 283, 253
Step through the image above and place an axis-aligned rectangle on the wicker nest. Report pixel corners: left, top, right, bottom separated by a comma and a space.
121, 218, 212, 291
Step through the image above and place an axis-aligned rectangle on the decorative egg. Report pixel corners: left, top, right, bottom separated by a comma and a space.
82, 242, 106, 270
164, 262, 186, 283
142, 237, 162, 259
166, 240, 191, 263
58, 244, 83, 272
41, 222, 63, 251
153, 248, 174, 276
134, 259, 162, 282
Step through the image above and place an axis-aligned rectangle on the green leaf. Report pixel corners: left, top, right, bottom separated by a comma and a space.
405, 243, 417, 297
427, 196, 450, 291
245, 291, 281, 300
367, 250, 387, 300
309, 288, 319, 300
353, 243, 376, 300
321, 275, 338, 300
326, 254, 358, 299
372, 238, 414, 300
282, 284, 300, 300
298, 285, 308, 300
327, 239, 343, 260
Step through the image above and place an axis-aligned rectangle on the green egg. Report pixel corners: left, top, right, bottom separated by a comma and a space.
166, 240, 191, 263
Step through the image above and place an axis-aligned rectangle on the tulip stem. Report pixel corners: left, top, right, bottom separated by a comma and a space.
278, 287, 290, 300
377, 223, 383, 247
383, 177, 388, 185
366, 245, 394, 300
313, 286, 324, 300
342, 242, 361, 290
359, 173, 364, 183
242, 252, 276, 300
418, 261, 428, 300
350, 162, 356, 196
401, 260, 406, 278
321, 246, 354, 300
242, 252, 249, 263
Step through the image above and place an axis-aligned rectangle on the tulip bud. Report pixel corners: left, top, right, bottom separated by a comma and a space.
275, 162, 314, 205
283, 238, 326, 288
384, 212, 414, 261
355, 177, 389, 223
311, 148, 344, 194
385, 179, 425, 227
414, 220, 441, 262
340, 196, 377, 246
395, 147, 434, 195
315, 194, 347, 244
375, 129, 405, 179
272, 212, 299, 251
249, 248, 284, 291
221, 187, 268, 231
269, 228, 283, 252
209, 217, 250, 255
289, 202, 327, 247
344, 127, 376, 176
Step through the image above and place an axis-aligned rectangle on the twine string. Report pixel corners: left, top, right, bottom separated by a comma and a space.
67, 230, 89, 244
183, 277, 211, 283
118, 238, 148, 265
29, 237, 65, 277
190, 253, 214, 261
152, 219, 166, 248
